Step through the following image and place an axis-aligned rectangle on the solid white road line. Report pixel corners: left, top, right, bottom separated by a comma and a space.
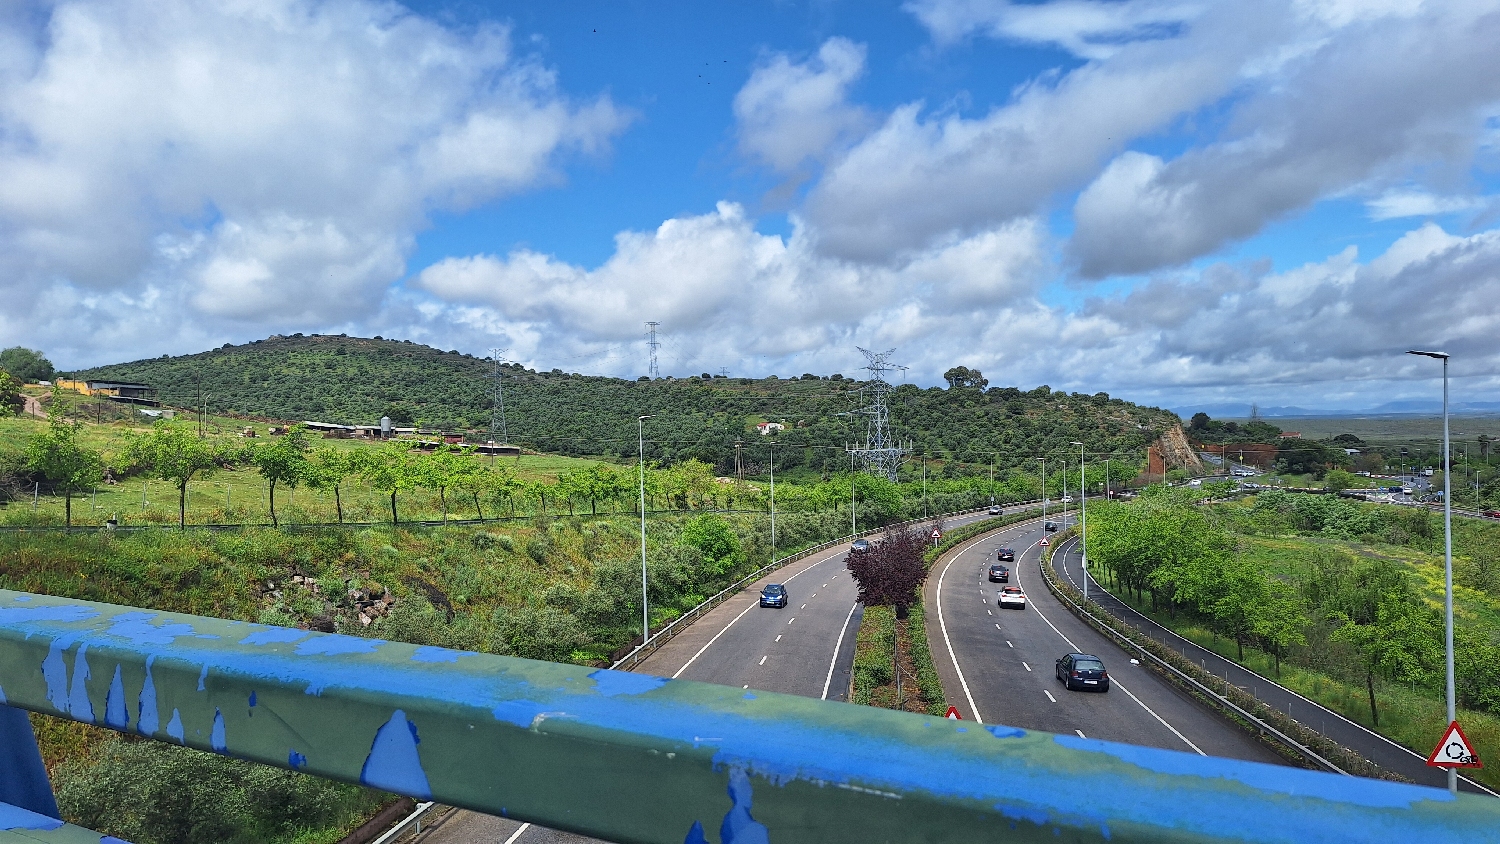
1014, 538, 1208, 756
822, 601, 860, 700
936, 532, 998, 725
502, 823, 531, 844
1044, 689, 1056, 703
672, 600, 758, 679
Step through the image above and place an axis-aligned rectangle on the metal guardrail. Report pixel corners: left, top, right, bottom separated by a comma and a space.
1037, 530, 1354, 776
4, 589, 1500, 844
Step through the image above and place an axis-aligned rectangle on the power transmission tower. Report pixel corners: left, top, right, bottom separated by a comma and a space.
846, 347, 909, 481
645, 322, 660, 379
488, 348, 510, 444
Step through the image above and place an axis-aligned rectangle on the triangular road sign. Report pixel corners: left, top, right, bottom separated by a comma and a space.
1428, 720, 1483, 768
945, 705, 962, 720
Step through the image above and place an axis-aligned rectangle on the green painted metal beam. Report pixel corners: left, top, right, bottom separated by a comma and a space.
1, 588, 1497, 844
1, 802, 126, 844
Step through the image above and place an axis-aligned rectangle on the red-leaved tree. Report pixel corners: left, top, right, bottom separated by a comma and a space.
847, 525, 931, 618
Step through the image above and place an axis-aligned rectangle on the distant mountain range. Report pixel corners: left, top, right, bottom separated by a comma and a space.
1175, 401, 1500, 419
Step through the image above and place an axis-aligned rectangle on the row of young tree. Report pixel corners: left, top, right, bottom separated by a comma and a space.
1086, 488, 1461, 725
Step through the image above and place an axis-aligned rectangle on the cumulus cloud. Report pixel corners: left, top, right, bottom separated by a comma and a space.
1366, 190, 1488, 221
733, 37, 871, 173
0, 0, 627, 364
904, 0, 1201, 58
1068, 2, 1500, 276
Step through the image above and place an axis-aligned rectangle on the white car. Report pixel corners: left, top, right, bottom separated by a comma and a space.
1060, 495, 1073, 503
998, 586, 1027, 610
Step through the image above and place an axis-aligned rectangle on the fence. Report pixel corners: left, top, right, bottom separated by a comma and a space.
3, 587, 1499, 844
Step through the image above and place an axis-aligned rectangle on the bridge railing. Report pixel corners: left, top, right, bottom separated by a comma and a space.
2, 587, 1498, 844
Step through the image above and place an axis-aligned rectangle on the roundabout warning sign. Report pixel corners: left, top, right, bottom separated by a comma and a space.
1427, 721, 1483, 769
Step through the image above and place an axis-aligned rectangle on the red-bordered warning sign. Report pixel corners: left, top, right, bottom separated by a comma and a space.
1428, 720, 1483, 768
944, 705, 962, 720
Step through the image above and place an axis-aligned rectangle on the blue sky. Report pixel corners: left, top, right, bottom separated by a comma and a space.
3, 0, 1500, 413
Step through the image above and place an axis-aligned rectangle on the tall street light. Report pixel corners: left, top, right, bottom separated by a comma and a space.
1072, 441, 1088, 603
1408, 349, 1456, 795
1036, 457, 1047, 521
768, 441, 777, 563
849, 451, 857, 537
637, 414, 653, 645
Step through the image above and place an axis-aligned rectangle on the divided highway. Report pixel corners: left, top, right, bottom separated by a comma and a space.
925, 513, 1286, 765
416, 509, 1000, 844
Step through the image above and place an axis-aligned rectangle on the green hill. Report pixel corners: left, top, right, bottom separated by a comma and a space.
74, 334, 1178, 476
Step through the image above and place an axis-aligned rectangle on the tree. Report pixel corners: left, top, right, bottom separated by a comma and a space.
1323, 469, 1357, 493
680, 514, 742, 577
942, 366, 988, 390
412, 447, 473, 523
0, 347, 54, 384
251, 426, 311, 527
127, 420, 224, 528
846, 526, 929, 618
1329, 595, 1441, 727
0, 370, 22, 417
304, 448, 353, 523
24, 412, 103, 526
1189, 412, 1210, 431
354, 443, 419, 524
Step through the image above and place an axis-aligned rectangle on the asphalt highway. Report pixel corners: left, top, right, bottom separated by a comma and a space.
415, 508, 1003, 844
924, 513, 1286, 765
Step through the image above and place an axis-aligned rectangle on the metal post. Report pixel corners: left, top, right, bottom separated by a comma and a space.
1037, 457, 1046, 521
638, 415, 653, 645
1409, 349, 1456, 795
769, 442, 777, 562
922, 455, 927, 517
1074, 442, 1087, 602
850, 452, 857, 536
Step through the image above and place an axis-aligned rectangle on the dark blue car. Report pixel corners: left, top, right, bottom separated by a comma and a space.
760, 584, 788, 608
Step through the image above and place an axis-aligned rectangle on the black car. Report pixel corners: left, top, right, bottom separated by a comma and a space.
1044, 521, 1058, 532
988, 564, 1010, 583
759, 584, 788, 608
996, 547, 1015, 562
1056, 653, 1109, 692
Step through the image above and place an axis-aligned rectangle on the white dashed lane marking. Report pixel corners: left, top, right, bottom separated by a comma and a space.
1076, 730, 1086, 739
775, 635, 781, 642
1044, 690, 1057, 703
1022, 662, 1031, 672
1006, 641, 1013, 648
759, 656, 766, 665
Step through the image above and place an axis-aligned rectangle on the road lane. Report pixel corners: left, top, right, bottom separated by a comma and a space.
926, 514, 1286, 766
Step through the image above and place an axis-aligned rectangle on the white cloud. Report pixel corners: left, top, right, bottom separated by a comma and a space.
904, 0, 1202, 58
734, 37, 871, 173
0, 0, 627, 365
1366, 190, 1487, 221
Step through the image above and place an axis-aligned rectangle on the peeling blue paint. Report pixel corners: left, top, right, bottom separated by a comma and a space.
986, 725, 1026, 739
12, 595, 30, 601
68, 643, 94, 722
0, 802, 64, 831
742, 692, 756, 700
360, 709, 432, 800
239, 627, 309, 646
137, 656, 158, 736
296, 634, 382, 656
588, 669, 667, 697
0, 605, 94, 624
289, 750, 307, 769
412, 646, 464, 663
719, 768, 770, 844
211, 709, 227, 753
1053, 735, 1452, 808
40, 634, 77, 713
166, 709, 184, 743
197, 664, 208, 691
997, 802, 1050, 826
682, 820, 709, 844
105, 665, 129, 729
106, 611, 208, 646
249, 691, 257, 708
0, 683, 6, 703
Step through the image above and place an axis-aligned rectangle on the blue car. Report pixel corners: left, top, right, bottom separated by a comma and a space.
760, 584, 788, 608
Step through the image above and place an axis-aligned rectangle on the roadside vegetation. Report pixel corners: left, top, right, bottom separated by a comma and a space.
1086, 487, 1500, 788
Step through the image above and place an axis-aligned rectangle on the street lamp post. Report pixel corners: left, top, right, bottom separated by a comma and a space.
850, 451, 857, 536
769, 441, 777, 563
1072, 441, 1088, 602
637, 415, 653, 645
1036, 457, 1047, 521
1408, 349, 1456, 795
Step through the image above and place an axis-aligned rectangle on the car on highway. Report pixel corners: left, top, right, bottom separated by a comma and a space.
1485, 510, 1500, 520
1044, 521, 1058, 532
996, 547, 1015, 562
997, 586, 1027, 610
851, 539, 871, 552
1055, 653, 1109, 692
988, 564, 1010, 583
987, 505, 1003, 515
759, 584, 788, 608
1060, 495, 1073, 503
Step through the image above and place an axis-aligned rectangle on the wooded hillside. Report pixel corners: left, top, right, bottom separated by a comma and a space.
74, 334, 1179, 476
